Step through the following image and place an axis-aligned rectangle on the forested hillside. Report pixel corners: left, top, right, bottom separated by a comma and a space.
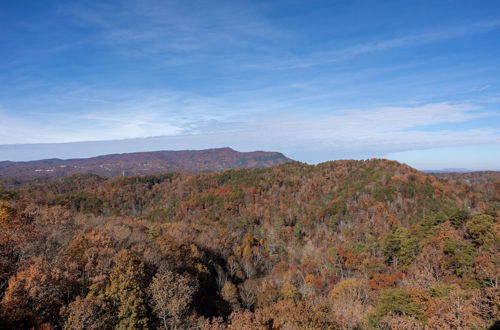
0, 159, 498, 329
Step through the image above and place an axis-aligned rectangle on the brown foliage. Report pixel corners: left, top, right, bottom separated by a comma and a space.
0, 160, 497, 328
1, 257, 73, 327
369, 272, 404, 290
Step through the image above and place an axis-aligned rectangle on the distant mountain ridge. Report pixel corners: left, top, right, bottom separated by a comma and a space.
0, 147, 294, 179
429, 170, 500, 185
423, 168, 473, 173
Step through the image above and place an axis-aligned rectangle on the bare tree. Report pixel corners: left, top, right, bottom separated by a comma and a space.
148, 270, 197, 330
239, 280, 257, 310
227, 256, 240, 278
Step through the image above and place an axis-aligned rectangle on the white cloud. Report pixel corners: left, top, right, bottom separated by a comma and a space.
1, 100, 499, 162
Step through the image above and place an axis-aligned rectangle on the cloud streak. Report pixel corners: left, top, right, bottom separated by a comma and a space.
57, 0, 500, 71
244, 19, 500, 70
1, 100, 499, 162
58, 0, 281, 61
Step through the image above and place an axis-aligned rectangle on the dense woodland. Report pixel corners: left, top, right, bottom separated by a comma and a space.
0, 159, 498, 329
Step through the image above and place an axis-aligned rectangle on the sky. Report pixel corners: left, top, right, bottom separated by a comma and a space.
0, 0, 499, 169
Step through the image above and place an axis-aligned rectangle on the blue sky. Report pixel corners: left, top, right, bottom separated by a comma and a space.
0, 0, 499, 169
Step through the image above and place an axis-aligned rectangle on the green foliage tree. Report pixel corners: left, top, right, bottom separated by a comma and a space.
465, 214, 496, 247
443, 239, 475, 277
383, 228, 419, 268
369, 288, 424, 327
448, 209, 471, 229
106, 250, 149, 330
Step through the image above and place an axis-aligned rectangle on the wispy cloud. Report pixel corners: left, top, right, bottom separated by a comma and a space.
1, 99, 499, 162
57, 0, 281, 61
244, 19, 500, 70
57, 0, 500, 71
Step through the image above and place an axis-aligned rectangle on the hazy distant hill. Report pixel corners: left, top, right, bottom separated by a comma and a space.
429, 170, 500, 185
423, 168, 472, 173
0, 147, 294, 179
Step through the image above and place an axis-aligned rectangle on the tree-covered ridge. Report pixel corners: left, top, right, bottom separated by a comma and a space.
0, 147, 293, 180
0, 159, 498, 329
430, 171, 500, 185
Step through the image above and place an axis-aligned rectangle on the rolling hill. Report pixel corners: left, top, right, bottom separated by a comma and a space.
0, 159, 497, 329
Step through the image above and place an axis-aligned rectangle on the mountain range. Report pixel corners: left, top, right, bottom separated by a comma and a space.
0, 147, 293, 179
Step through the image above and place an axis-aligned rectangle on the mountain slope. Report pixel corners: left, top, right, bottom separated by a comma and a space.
0, 147, 294, 179
21, 158, 493, 230
0, 159, 497, 329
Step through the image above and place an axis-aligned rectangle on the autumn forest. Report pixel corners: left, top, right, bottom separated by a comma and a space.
0, 159, 498, 329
